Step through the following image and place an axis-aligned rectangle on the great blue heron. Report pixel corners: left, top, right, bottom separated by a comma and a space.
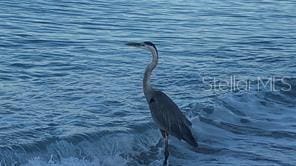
126, 41, 198, 165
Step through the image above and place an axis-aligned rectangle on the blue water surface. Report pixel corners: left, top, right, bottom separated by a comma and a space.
0, 0, 296, 165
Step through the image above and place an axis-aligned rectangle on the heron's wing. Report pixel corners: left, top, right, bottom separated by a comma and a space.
148, 91, 198, 147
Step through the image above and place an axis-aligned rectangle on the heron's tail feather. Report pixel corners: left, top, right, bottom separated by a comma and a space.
182, 125, 198, 147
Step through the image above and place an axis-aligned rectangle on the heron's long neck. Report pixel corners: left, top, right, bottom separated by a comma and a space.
143, 48, 158, 97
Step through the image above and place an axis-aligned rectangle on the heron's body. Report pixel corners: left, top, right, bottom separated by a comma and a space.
147, 90, 197, 147
127, 41, 198, 165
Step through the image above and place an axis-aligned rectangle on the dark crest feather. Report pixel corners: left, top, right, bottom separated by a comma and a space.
144, 41, 157, 52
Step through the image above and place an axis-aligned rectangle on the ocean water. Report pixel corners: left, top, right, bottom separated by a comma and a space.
0, 0, 296, 165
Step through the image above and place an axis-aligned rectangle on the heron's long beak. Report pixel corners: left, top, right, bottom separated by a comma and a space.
126, 42, 143, 47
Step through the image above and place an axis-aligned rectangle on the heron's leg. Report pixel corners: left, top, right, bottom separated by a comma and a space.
163, 132, 169, 166
160, 129, 165, 138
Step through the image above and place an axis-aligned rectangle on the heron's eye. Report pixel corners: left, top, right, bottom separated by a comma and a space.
149, 98, 155, 104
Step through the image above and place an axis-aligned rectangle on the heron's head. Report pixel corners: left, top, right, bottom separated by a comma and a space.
126, 41, 158, 53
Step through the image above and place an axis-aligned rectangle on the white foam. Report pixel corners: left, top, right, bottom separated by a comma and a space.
25, 156, 128, 166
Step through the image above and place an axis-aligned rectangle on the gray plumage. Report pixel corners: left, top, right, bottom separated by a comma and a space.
148, 90, 197, 147
126, 41, 198, 165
